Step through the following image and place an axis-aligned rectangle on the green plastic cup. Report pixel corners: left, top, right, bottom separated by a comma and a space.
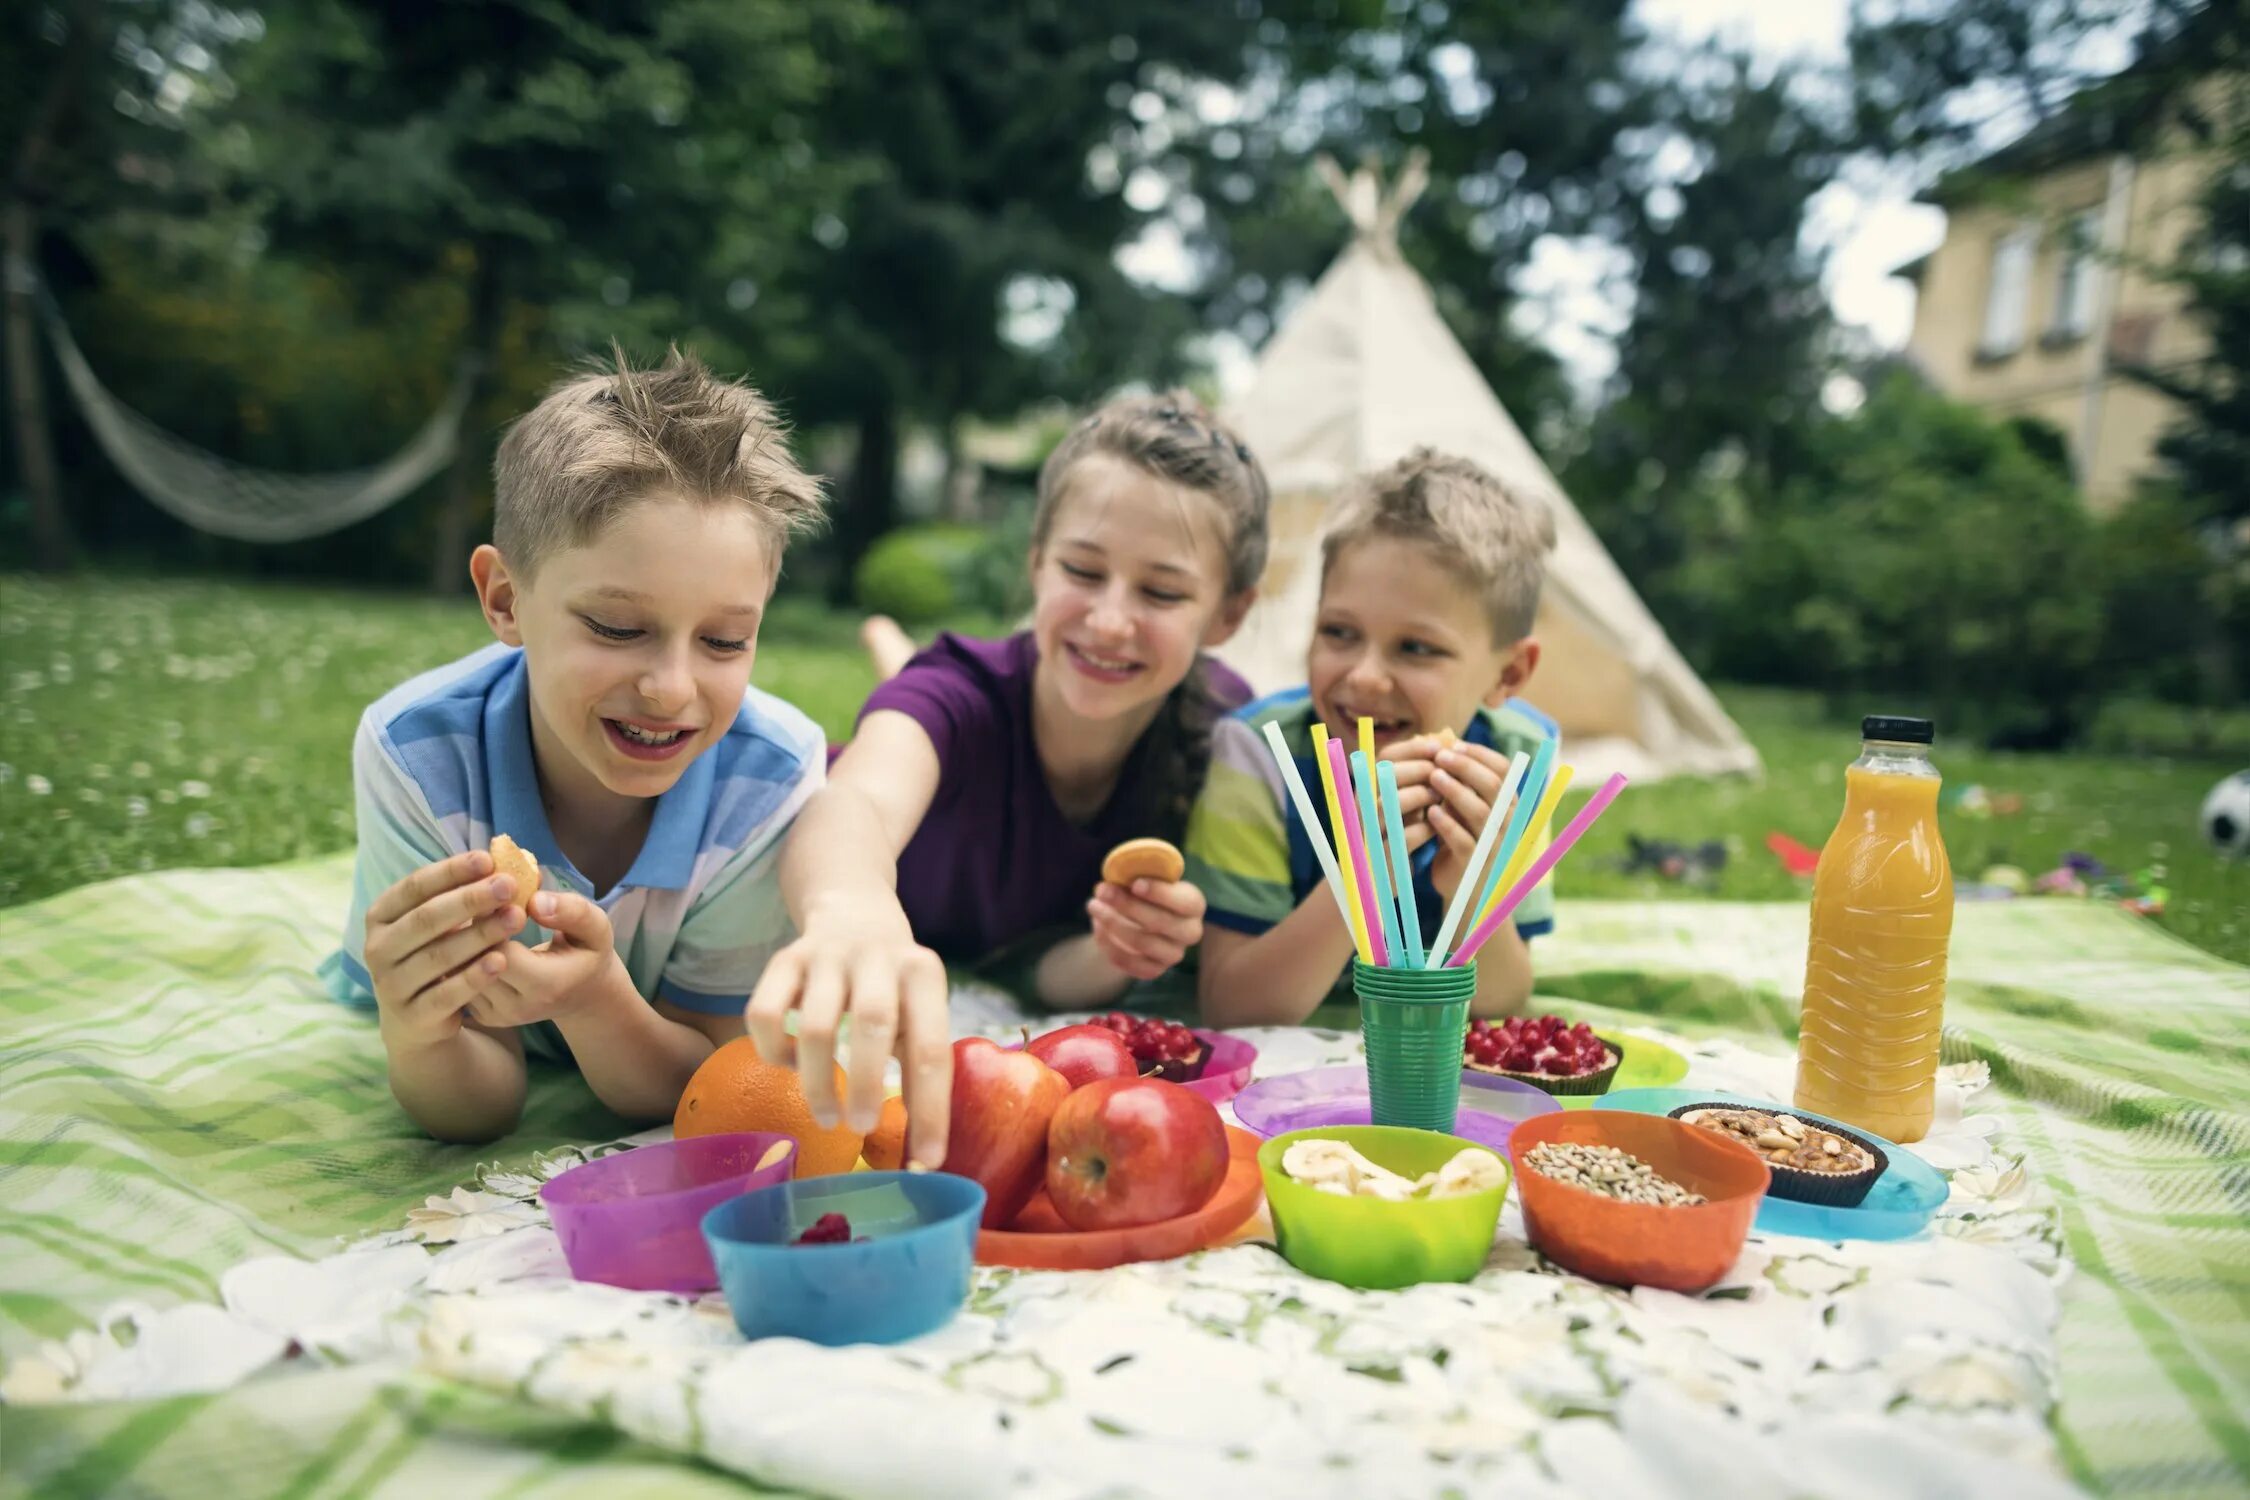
1354, 958, 1477, 1131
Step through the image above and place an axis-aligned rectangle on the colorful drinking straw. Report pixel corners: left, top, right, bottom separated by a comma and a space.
1326, 738, 1390, 967
1350, 749, 1405, 963
1449, 772, 1628, 965
1475, 763, 1577, 929
1425, 749, 1528, 968
1261, 720, 1352, 932
1310, 724, 1373, 965
1376, 760, 1424, 967
1471, 734, 1554, 920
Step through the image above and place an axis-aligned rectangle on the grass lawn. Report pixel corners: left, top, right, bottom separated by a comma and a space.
4, 572, 2245, 966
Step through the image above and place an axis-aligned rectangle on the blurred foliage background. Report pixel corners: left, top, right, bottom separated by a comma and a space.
2, 0, 2245, 952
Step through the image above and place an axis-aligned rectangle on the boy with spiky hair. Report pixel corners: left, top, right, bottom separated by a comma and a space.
321, 349, 827, 1141
1188, 448, 1561, 1025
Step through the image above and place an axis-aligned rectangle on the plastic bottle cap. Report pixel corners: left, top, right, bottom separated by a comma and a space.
1860, 715, 1933, 744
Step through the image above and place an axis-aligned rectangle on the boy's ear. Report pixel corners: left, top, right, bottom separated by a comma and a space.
1202, 587, 1259, 649
1482, 636, 1540, 708
470, 545, 526, 648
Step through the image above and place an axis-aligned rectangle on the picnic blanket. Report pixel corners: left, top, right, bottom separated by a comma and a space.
1, 856, 2244, 1498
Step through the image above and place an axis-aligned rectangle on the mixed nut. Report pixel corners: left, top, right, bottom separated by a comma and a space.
1676, 1106, 1873, 1174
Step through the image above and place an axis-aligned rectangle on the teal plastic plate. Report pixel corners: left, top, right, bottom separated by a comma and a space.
1599, 1087, 1948, 1242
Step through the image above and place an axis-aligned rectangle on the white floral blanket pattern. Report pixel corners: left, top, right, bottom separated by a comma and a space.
6, 1021, 2083, 1500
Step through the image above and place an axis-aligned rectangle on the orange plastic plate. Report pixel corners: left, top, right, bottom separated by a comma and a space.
975, 1126, 1267, 1270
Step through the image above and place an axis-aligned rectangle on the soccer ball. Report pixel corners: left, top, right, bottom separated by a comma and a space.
2202, 771, 2250, 859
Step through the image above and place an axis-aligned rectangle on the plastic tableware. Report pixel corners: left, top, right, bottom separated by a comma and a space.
702, 1169, 984, 1346
1007, 1028, 1258, 1106
1553, 1032, 1689, 1109
541, 1131, 799, 1293
1508, 1110, 1767, 1292
1232, 1065, 1560, 1154
1354, 959, 1477, 1131
1258, 1125, 1511, 1289
1597, 1087, 1948, 1241
1182, 1031, 1257, 1104
976, 1125, 1267, 1270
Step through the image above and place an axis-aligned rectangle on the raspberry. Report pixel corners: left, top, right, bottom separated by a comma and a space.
793, 1212, 853, 1246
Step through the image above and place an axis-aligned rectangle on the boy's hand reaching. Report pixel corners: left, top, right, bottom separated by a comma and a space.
744, 911, 953, 1172
1088, 877, 1206, 982
364, 851, 527, 1052
466, 890, 625, 1029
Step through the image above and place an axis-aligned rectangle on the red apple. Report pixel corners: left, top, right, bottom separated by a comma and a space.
942, 1037, 1070, 1229
1024, 1024, 1138, 1091
1044, 1076, 1229, 1232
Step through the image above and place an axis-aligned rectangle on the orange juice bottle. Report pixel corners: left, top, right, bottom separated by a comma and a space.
1794, 716, 1953, 1144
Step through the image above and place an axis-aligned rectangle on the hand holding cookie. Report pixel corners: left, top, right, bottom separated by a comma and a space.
1089, 838, 1204, 982
363, 847, 528, 1049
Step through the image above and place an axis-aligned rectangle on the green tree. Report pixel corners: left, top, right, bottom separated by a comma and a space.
1848, 0, 2210, 166
222, 0, 842, 588
1566, 50, 1849, 611
1169, 0, 1640, 446
4, 0, 259, 570
750, 4, 1265, 598
1680, 376, 2106, 744
2131, 57, 2250, 524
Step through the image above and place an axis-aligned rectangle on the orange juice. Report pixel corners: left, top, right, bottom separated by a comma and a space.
1794, 717, 1953, 1144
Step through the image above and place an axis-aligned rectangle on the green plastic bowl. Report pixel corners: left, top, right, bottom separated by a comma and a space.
1257, 1125, 1510, 1289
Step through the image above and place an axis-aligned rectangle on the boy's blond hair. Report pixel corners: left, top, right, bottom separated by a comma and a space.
492, 346, 825, 579
1320, 448, 1557, 641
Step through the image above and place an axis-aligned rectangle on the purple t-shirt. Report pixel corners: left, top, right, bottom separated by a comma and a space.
859, 632, 1248, 963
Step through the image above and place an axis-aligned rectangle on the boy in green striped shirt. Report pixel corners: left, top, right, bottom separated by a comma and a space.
1187, 449, 1559, 1026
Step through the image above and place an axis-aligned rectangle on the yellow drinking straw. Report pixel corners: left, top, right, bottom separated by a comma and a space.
1312, 722, 1374, 964
1475, 764, 1577, 926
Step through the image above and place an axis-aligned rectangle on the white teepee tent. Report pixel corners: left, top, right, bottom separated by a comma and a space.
1216, 156, 1761, 782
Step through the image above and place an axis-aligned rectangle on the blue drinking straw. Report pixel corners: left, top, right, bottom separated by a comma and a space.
1376, 760, 1424, 967
1350, 750, 1405, 965
1475, 733, 1556, 917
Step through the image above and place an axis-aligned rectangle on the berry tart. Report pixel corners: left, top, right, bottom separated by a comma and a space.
1092, 1013, 1210, 1084
1462, 1014, 1622, 1096
1666, 1102, 1887, 1206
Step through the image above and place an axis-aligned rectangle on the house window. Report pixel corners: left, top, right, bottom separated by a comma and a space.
2048, 209, 2102, 343
1979, 226, 2037, 360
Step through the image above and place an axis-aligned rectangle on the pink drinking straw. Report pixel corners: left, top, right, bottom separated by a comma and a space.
1447, 772, 1628, 966
1326, 738, 1390, 968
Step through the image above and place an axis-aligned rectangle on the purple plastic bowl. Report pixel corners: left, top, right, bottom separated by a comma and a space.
1230, 1065, 1560, 1154
540, 1131, 798, 1293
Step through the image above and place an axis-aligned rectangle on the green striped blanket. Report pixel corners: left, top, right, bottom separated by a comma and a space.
0, 858, 2243, 1498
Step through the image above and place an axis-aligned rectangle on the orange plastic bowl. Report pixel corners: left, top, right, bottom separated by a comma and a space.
1508, 1111, 1768, 1292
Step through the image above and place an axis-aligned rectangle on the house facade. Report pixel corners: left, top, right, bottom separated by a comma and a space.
1896, 94, 2218, 508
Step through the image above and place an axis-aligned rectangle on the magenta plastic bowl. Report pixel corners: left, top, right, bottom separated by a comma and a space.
1009, 1027, 1257, 1105
540, 1132, 798, 1292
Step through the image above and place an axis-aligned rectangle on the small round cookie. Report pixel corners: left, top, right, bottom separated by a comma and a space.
1433, 726, 1460, 748
488, 834, 542, 912
1102, 837, 1185, 887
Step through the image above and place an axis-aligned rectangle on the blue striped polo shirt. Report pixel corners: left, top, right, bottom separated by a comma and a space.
319, 643, 822, 1056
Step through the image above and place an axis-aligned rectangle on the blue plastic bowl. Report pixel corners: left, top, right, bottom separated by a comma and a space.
701, 1170, 985, 1346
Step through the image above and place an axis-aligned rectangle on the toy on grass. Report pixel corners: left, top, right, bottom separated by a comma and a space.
2202, 770, 2250, 859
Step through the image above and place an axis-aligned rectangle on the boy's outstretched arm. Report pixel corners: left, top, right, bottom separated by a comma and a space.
747, 711, 953, 1171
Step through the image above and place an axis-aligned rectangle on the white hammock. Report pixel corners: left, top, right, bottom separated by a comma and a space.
31, 277, 476, 544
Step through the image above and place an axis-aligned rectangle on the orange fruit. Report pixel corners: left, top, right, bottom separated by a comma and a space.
860, 1095, 910, 1171
674, 1038, 863, 1178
